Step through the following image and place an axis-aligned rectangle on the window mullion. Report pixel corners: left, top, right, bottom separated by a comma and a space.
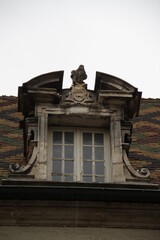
62, 131, 65, 181
76, 129, 81, 182
92, 132, 95, 182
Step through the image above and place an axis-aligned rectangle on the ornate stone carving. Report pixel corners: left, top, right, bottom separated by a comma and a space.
9, 143, 38, 174
123, 150, 150, 179
71, 65, 87, 85
65, 83, 94, 104
65, 65, 94, 104
10, 120, 38, 175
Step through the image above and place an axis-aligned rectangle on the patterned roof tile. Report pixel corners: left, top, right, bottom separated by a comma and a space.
0, 96, 23, 179
130, 98, 160, 184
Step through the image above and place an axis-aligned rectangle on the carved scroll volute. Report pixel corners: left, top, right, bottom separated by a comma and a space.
9, 119, 38, 175
121, 121, 150, 181
123, 150, 150, 179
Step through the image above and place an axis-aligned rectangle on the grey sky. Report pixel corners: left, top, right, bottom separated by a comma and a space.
0, 0, 160, 97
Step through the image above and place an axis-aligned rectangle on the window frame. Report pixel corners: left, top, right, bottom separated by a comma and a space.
47, 127, 111, 183
80, 130, 106, 183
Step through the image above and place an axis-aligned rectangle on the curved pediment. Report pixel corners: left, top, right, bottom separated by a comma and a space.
18, 71, 63, 116
23, 71, 64, 91
18, 66, 141, 119
95, 72, 137, 93
95, 72, 141, 119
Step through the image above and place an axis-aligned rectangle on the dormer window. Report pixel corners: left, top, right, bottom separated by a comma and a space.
10, 65, 150, 184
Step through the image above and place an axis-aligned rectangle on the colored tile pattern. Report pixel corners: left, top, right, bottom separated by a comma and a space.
0, 96, 23, 179
0, 96, 160, 184
130, 99, 160, 184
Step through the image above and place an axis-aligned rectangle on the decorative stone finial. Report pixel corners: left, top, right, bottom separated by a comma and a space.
71, 65, 87, 85
64, 65, 94, 104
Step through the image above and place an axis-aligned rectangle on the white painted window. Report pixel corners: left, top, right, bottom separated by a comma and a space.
48, 128, 110, 183
52, 131, 74, 182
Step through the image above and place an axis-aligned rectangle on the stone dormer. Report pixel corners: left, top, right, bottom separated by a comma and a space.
10, 65, 150, 183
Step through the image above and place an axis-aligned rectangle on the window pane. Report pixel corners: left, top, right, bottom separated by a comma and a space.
53, 145, 62, 158
65, 132, 74, 144
52, 160, 62, 173
65, 161, 74, 173
83, 133, 92, 145
95, 133, 104, 145
95, 176, 104, 183
95, 162, 104, 175
65, 175, 73, 182
83, 176, 92, 183
83, 161, 92, 174
65, 146, 74, 159
95, 147, 104, 160
52, 175, 62, 181
83, 146, 92, 160
53, 132, 62, 144
51, 129, 106, 183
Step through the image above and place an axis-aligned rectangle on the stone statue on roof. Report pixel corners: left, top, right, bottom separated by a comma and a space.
71, 65, 87, 85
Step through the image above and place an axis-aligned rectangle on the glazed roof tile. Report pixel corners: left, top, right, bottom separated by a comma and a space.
130, 98, 160, 184
0, 96, 23, 179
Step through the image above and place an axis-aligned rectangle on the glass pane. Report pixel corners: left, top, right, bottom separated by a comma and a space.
95, 147, 104, 160
83, 133, 92, 145
83, 176, 92, 183
95, 133, 104, 145
95, 162, 104, 175
65, 175, 73, 182
83, 161, 92, 174
95, 176, 104, 183
52, 160, 62, 173
65, 132, 74, 144
65, 146, 74, 159
53, 145, 62, 158
53, 132, 62, 144
83, 146, 92, 160
65, 161, 74, 173
52, 175, 62, 181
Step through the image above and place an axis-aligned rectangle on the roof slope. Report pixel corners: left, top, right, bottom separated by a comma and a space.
0, 96, 160, 183
130, 99, 160, 184
0, 96, 23, 179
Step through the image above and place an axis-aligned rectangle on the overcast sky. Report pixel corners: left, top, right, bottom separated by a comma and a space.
0, 0, 160, 98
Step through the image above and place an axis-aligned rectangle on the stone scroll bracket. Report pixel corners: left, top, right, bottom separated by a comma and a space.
121, 120, 150, 182
123, 150, 150, 180
9, 143, 38, 176
9, 117, 39, 177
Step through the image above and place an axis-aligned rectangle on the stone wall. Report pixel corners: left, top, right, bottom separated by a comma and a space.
0, 227, 160, 240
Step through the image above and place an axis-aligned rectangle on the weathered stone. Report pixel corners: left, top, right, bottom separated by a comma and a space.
10, 66, 149, 184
